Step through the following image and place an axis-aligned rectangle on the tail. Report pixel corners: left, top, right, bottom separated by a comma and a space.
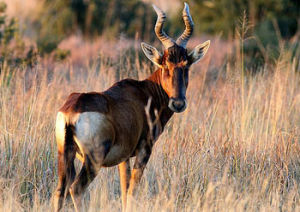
61, 123, 76, 196
64, 123, 76, 181
54, 113, 76, 211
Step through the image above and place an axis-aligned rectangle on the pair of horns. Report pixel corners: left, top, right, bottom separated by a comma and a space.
153, 2, 194, 49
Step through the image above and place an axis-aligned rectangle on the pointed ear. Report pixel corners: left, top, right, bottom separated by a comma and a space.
188, 40, 210, 65
141, 42, 163, 67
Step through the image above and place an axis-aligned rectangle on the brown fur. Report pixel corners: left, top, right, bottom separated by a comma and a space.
53, 44, 196, 212
60, 92, 109, 114
54, 70, 174, 211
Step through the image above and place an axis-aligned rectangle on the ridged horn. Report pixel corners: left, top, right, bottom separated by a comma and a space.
176, 2, 194, 48
152, 4, 175, 49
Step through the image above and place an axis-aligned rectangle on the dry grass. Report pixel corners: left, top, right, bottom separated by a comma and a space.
0, 41, 299, 212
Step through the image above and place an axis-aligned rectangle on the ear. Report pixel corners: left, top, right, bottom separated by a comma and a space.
141, 42, 162, 67
188, 40, 210, 65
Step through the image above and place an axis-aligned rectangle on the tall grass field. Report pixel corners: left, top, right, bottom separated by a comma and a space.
0, 37, 299, 212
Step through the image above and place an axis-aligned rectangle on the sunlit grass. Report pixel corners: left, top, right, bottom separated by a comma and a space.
0, 44, 299, 211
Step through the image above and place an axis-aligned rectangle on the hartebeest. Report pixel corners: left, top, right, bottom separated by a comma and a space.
53, 3, 210, 211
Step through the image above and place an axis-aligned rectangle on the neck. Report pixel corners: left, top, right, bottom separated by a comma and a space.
143, 69, 173, 131
147, 68, 162, 84
145, 69, 169, 108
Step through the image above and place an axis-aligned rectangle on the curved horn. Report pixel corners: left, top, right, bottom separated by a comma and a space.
152, 4, 175, 49
176, 2, 194, 48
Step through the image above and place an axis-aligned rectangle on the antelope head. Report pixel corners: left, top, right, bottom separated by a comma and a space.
141, 3, 210, 113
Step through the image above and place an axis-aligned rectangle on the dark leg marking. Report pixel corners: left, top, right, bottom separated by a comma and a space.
133, 144, 152, 169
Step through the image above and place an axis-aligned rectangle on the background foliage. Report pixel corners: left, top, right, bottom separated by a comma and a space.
0, 2, 36, 69
0, 0, 299, 67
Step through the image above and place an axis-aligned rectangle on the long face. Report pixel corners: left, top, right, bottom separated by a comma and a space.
141, 3, 210, 113
161, 45, 190, 113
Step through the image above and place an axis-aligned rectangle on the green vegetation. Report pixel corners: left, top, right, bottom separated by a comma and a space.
35, 0, 157, 54
1, 0, 299, 66
188, 0, 299, 67
0, 2, 36, 69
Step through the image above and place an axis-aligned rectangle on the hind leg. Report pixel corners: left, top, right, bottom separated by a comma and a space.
69, 155, 97, 212
53, 149, 76, 212
69, 140, 111, 212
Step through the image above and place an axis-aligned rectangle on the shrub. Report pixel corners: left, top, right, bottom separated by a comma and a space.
0, 2, 37, 70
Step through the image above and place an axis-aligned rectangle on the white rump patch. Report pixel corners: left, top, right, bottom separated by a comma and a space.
74, 112, 109, 148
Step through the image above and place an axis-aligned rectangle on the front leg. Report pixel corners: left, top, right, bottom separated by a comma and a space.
118, 159, 131, 212
127, 142, 152, 206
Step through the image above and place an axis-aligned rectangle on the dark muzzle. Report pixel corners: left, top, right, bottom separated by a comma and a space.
168, 98, 187, 113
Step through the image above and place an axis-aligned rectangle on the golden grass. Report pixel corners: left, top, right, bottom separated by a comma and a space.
0, 46, 299, 212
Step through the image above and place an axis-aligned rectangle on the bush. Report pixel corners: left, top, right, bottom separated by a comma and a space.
0, 2, 37, 69
189, 0, 299, 69
35, 0, 157, 44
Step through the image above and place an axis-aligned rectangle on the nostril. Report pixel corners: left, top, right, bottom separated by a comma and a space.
172, 101, 177, 108
172, 100, 184, 109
